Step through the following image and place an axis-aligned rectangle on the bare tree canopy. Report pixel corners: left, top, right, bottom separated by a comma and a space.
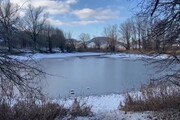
119, 21, 132, 50
138, 0, 180, 53
0, 0, 20, 53
0, 0, 44, 100
22, 4, 47, 51
51, 28, 66, 52
104, 25, 118, 52
0, 55, 43, 99
137, 0, 180, 86
65, 31, 76, 52
79, 33, 90, 49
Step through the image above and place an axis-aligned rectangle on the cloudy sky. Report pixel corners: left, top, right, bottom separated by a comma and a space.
11, 0, 137, 39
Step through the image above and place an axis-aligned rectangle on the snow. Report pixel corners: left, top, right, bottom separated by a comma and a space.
52, 93, 150, 120
9, 52, 168, 61
32, 53, 104, 59
103, 53, 168, 59
53, 94, 124, 113
75, 111, 150, 120
9, 52, 105, 60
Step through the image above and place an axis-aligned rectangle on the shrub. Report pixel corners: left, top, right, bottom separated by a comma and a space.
0, 98, 93, 120
0, 101, 69, 120
120, 81, 180, 112
70, 98, 93, 117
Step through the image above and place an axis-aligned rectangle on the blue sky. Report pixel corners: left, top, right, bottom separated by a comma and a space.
12, 0, 137, 39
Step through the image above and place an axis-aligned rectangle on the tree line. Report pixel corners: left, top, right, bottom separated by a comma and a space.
103, 16, 179, 52
0, 0, 72, 53
0, 0, 179, 54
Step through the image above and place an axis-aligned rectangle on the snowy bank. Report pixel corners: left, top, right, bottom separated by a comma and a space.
9, 52, 168, 61
102, 53, 168, 59
9, 52, 105, 61
53, 94, 124, 113
52, 93, 151, 120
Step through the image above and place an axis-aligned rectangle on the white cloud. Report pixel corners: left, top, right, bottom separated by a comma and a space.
72, 8, 94, 19
47, 18, 67, 26
71, 20, 100, 26
11, 0, 78, 15
47, 18, 101, 27
10, 0, 118, 27
72, 8, 118, 20
32, 0, 70, 15
66, 0, 78, 5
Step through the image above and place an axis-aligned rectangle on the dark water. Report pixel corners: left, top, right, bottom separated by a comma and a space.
40, 57, 154, 98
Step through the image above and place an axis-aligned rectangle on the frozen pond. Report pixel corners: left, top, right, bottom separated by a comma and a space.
40, 56, 154, 98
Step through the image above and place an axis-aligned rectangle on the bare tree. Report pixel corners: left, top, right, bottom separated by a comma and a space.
51, 28, 66, 52
138, 0, 180, 86
0, 0, 19, 53
93, 36, 101, 50
133, 15, 152, 51
43, 23, 54, 52
119, 21, 132, 50
0, 1, 44, 100
138, 0, 179, 51
79, 33, 90, 49
65, 31, 73, 40
135, 16, 143, 50
65, 31, 76, 52
104, 25, 118, 52
23, 4, 47, 51
130, 18, 138, 50
0, 55, 44, 99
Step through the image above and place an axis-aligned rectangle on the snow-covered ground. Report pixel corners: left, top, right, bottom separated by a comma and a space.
52, 93, 151, 120
75, 111, 151, 120
53, 94, 124, 113
103, 53, 168, 59
10, 52, 168, 61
